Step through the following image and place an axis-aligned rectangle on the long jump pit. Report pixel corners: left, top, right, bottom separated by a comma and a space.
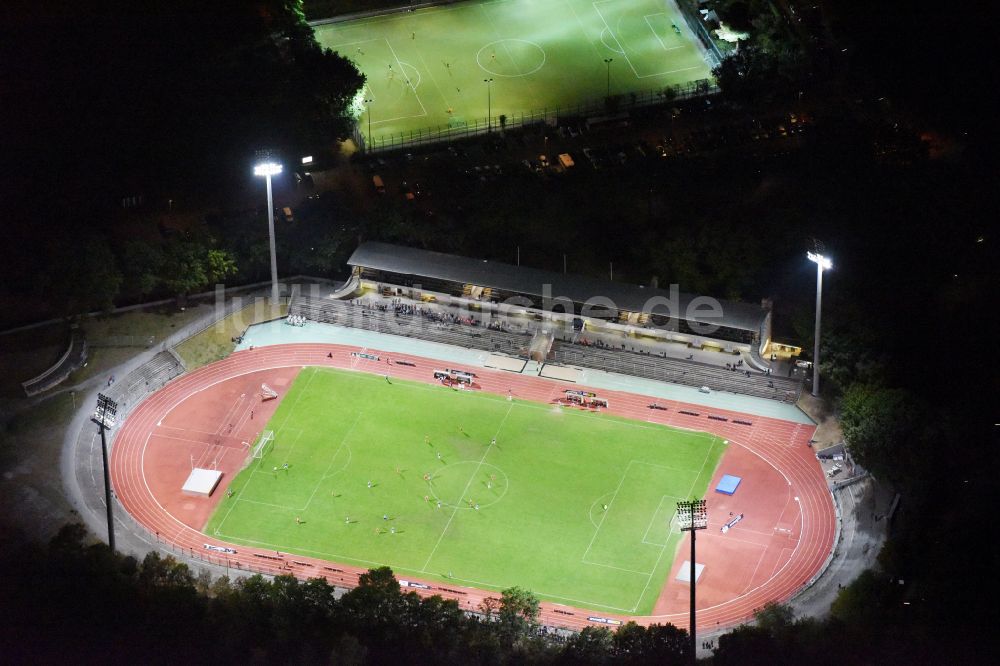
485, 353, 527, 373
539, 363, 581, 383
109, 343, 834, 633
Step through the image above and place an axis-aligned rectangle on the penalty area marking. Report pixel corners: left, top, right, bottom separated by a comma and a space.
644, 14, 687, 52
600, 28, 625, 54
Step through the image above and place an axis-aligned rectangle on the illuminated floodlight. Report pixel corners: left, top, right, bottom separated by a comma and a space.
807, 249, 831, 397
807, 251, 832, 270
676, 499, 708, 531
301, 156, 313, 165
254, 161, 282, 177
677, 498, 707, 656
254, 157, 283, 302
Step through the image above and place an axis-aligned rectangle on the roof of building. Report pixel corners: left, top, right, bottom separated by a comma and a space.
347, 242, 769, 332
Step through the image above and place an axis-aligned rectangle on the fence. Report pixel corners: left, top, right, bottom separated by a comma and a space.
362, 79, 717, 153
674, 0, 724, 67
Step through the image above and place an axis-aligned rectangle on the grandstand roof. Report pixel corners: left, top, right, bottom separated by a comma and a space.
347, 242, 769, 332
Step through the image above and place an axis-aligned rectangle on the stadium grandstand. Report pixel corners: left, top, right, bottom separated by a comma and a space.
287, 242, 802, 403
346, 242, 772, 354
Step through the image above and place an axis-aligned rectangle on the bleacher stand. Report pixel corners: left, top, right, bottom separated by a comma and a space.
100, 350, 186, 414
549, 340, 801, 403
290, 296, 531, 357
289, 294, 801, 403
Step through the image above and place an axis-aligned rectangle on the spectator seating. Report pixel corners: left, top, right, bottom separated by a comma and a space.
548, 341, 801, 403
290, 296, 530, 357
103, 351, 185, 414
289, 296, 800, 403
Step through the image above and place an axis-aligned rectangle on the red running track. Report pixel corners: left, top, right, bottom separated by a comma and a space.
110, 344, 834, 632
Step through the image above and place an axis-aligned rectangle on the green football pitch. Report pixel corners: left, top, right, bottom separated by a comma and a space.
206, 367, 725, 614
313, 0, 713, 146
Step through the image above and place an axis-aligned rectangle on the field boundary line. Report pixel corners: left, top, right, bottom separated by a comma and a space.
327, 37, 382, 52
631, 527, 672, 612
230, 497, 302, 512
631, 459, 701, 476
581, 559, 653, 576
273, 366, 318, 431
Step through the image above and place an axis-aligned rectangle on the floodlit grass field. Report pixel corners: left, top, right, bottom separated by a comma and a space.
207, 367, 724, 613
313, 0, 712, 144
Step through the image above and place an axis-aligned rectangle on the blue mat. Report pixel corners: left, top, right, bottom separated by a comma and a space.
715, 474, 742, 495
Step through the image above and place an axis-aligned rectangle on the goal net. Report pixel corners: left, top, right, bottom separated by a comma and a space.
260, 383, 278, 401
251, 430, 274, 459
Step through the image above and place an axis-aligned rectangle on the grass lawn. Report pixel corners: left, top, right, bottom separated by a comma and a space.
314, 0, 712, 145
207, 367, 725, 614
174, 302, 286, 370
0, 324, 68, 399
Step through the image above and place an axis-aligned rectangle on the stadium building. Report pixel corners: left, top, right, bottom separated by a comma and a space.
346, 242, 772, 354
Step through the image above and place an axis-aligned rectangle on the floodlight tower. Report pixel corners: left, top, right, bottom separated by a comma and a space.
365, 97, 374, 149
93, 393, 119, 552
677, 499, 708, 663
484, 78, 494, 132
603, 58, 614, 97
254, 158, 283, 303
807, 250, 832, 397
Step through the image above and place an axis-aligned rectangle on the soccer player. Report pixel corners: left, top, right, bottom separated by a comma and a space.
436, 452, 442, 461
491, 437, 496, 446
367, 480, 373, 489
603, 504, 609, 511
295, 517, 301, 524
383, 514, 388, 521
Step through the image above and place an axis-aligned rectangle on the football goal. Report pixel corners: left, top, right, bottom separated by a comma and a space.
251, 430, 275, 459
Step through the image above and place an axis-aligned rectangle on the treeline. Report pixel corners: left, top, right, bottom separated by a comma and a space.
18, 190, 361, 322
2, 523, 985, 664
1, 0, 364, 323
0, 524, 697, 665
